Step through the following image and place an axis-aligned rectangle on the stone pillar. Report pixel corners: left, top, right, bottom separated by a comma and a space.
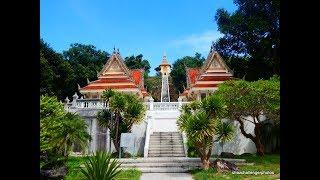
178, 96, 182, 109
72, 92, 79, 107
196, 92, 201, 101
91, 118, 98, 154
149, 97, 154, 110
64, 97, 70, 110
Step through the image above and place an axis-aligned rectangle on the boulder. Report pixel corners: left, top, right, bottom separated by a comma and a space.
211, 159, 239, 172
40, 166, 67, 179
220, 152, 235, 158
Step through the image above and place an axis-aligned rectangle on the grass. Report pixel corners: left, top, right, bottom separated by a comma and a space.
65, 156, 142, 180
191, 154, 280, 180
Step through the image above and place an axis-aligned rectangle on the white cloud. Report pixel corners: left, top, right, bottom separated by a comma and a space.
169, 30, 223, 55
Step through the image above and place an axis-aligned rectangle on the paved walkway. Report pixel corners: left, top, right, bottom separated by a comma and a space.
140, 173, 193, 180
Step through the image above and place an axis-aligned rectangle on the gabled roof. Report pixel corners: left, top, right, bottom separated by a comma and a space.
181, 50, 233, 97
79, 50, 149, 97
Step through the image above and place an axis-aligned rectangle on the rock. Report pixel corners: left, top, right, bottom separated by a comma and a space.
211, 159, 239, 172
40, 166, 68, 179
240, 153, 253, 157
220, 152, 235, 158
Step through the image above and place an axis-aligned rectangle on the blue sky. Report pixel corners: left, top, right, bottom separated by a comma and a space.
41, 0, 236, 75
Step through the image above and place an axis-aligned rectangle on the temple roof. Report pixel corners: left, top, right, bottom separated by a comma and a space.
181, 50, 233, 96
79, 50, 149, 97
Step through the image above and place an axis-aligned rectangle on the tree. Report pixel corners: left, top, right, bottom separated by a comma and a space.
98, 90, 146, 154
63, 43, 110, 89
214, 76, 280, 156
214, 0, 280, 80
52, 112, 91, 157
124, 54, 151, 77
170, 53, 205, 93
215, 121, 235, 155
40, 95, 90, 170
177, 95, 225, 169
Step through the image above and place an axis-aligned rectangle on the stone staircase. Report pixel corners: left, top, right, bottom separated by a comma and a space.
118, 157, 246, 173
148, 132, 185, 157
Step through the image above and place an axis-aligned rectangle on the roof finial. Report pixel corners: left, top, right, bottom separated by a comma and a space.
113, 46, 116, 53
117, 48, 120, 54
210, 41, 215, 52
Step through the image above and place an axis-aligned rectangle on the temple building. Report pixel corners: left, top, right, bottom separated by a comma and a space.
78, 49, 149, 100
179, 46, 234, 101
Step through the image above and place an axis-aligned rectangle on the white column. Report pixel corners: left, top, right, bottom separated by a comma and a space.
149, 97, 154, 110
91, 118, 98, 154
196, 92, 201, 101
178, 97, 182, 109
72, 92, 78, 107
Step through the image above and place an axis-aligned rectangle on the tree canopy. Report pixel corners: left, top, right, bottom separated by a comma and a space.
214, 0, 280, 80
214, 76, 280, 156
124, 54, 151, 77
170, 53, 205, 93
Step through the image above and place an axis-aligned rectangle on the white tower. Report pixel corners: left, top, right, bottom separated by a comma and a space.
159, 53, 171, 102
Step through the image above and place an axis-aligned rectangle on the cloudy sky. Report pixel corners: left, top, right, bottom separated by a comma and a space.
41, 0, 236, 75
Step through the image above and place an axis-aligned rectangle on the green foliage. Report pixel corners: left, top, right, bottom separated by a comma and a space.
40, 95, 90, 169
215, 121, 235, 153
124, 54, 151, 76
214, 76, 280, 156
214, 0, 280, 80
170, 53, 205, 93
216, 76, 280, 121
80, 151, 122, 180
98, 90, 146, 154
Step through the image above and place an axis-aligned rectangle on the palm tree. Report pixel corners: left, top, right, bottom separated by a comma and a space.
177, 94, 226, 170
215, 121, 235, 157
123, 94, 146, 132
177, 110, 217, 169
108, 93, 127, 153
52, 112, 91, 157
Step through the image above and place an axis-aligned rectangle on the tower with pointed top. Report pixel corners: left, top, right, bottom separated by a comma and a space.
158, 53, 171, 102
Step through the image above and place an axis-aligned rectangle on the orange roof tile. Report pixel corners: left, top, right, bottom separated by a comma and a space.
81, 85, 137, 90
187, 68, 200, 85
131, 69, 143, 86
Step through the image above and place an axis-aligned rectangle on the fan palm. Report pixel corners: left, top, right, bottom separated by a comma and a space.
80, 151, 122, 180
123, 100, 146, 132
215, 121, 235, 156
52, 112, 91, 157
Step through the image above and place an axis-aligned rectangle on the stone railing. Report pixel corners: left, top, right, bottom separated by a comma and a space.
75, 99, 107, 109
64, 93, 189, 111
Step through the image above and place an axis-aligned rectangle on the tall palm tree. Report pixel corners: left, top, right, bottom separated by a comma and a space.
177, 110, 217, 170
109, 93, 127, 152
215, 121, 235, 157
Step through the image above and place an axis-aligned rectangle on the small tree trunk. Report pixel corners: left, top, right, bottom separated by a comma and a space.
114, 113, 120, 153
202, 158, 210, 170
254, 138, 265, 156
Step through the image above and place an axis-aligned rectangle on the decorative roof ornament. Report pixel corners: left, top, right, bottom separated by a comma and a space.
210, 41, 215, 53
77, 83, 81, 90
73, 92, 79, 100
117, 48, 120, 54
87, 78, 90, 84
113, 46, 116, 53
65, 97, 70, 103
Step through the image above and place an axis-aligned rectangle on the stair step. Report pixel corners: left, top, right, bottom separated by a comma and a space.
117, 157, 246, 163
120, 162, 201, 168
148, 154, 185, 157
120, 167, 192, 173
